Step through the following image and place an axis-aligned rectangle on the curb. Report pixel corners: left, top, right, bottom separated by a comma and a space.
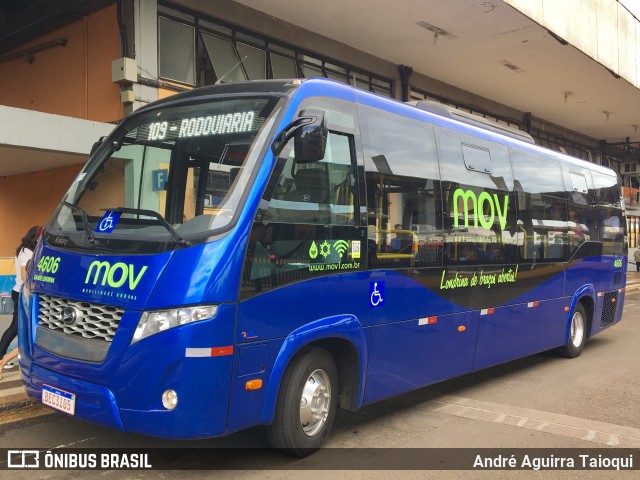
0, 401, 54, 427
0, 388, 34, 415
0, 394, 33, 413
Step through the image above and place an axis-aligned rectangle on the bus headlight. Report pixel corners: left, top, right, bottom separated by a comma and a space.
131, 305, 218, 344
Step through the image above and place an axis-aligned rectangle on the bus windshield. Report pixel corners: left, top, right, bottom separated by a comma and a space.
46, 96, 282, 251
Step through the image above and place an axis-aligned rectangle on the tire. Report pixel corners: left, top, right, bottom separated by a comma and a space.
267, 347, 338, 457
560, 303, 587, 358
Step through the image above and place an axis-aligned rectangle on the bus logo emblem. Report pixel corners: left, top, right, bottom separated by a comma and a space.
61, 307, 78, 326
85, 260, 148, 290
453, 188, 509, 231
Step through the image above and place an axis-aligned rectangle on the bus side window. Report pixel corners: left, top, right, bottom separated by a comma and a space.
592, 171, 625, 254
437, 128, 516, 265
359, 105, 443, 270
511, 151, 567, 262
562, 165, 599, 255
241, 129, 361, 299
267, 132, 356, 225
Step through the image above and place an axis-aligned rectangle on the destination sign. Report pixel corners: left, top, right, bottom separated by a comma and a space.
139, 110, 256, 142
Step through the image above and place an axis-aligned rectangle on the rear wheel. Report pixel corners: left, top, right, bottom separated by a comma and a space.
267, 347, 338, 457
560, 303, 587, 358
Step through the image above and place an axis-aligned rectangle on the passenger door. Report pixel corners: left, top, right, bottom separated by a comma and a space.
240, 99, 364, 311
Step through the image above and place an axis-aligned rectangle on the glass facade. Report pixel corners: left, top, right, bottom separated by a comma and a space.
157, 4, 392, 96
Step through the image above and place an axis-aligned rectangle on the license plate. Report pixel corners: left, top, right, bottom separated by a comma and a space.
42, 384, 76, 415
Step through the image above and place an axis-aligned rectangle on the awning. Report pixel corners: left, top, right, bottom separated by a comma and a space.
0, 105, 115, 177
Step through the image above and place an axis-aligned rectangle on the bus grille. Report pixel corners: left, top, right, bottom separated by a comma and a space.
600, 291, 618, 327
38, 294, 124, 342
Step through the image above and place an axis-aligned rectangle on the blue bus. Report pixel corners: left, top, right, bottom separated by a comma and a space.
18, 78, 626, 455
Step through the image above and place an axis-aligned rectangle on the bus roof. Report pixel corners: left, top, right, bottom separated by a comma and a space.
136, 78, 618, 178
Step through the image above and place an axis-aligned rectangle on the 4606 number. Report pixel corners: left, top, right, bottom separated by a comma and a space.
37, 256, 60, 274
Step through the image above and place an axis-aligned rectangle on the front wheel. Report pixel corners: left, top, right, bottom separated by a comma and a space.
560, 303, 587, 358
267, 347, 338, 457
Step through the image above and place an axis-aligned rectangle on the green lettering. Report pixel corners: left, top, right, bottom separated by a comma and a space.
440, 269, 447, 289
439, 269, 470, 290
494, 193, 509, 231
478, 191, 494, 229
85, 260, 147, 290
85, 261, 110, 286
453, 189, 478, 228
453, 188, 509, 231
107, 262, 128, 288
128, 265, 148, 290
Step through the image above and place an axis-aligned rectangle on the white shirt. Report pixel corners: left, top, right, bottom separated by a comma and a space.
13, 247, 33, 293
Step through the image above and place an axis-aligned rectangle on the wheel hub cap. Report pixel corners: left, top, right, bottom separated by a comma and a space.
571, 311, 585, 348
299, 369, 331, 436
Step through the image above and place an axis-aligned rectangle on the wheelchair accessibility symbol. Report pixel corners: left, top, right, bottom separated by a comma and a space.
96, 211, 122, 233
369, 281, 384, 308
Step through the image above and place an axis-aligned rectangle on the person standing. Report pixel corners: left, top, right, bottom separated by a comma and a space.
0, 226, 42, 369
634, 248, 640, 272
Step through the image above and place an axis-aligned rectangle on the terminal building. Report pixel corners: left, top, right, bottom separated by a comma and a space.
0, 0, 639, 290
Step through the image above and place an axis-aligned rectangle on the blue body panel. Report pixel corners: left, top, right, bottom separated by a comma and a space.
473, 298, 568, 370
32, 243, 173, 310
365, 310, 478, 404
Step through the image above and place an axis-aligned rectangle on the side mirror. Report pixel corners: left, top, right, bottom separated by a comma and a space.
294, 109, 327, 163
271, 109, 327, 163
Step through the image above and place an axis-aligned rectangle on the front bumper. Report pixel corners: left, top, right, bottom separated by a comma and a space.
19, 301, 237, 439
24, 363, 125, 431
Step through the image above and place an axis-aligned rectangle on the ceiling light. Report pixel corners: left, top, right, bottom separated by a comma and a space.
498, 60, 524, 73
416, 21, 457, 40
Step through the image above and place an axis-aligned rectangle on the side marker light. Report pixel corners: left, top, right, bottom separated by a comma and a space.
245, 379, 263, 391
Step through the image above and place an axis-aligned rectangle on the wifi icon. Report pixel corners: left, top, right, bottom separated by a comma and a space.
333, 240, 349, 258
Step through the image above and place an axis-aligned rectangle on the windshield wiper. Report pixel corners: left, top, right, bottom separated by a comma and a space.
62, 202, 99, 245
103, 207, 191, 247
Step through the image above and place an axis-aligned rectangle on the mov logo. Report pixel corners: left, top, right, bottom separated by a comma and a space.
453, 188, 509, 231
85, 261, 148, 291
